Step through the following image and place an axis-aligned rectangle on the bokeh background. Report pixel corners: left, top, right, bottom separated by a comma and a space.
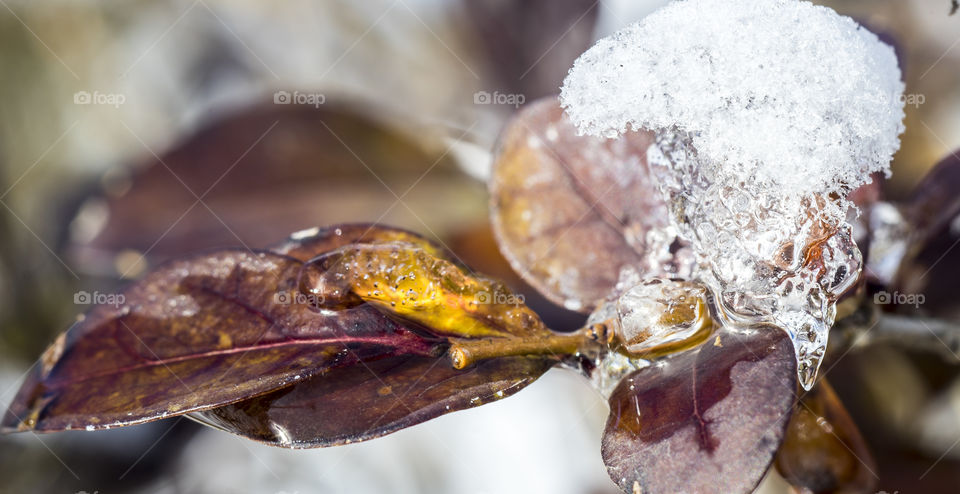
0, 0, 958, 492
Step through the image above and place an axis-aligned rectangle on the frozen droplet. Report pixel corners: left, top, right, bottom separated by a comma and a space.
580, 280, 709, 398
615, 277, 710, 354
588, 350, 647, 399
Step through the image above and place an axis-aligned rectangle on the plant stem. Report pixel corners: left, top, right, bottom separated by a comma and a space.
447, 323, 611, 369
863, 314, 960, 361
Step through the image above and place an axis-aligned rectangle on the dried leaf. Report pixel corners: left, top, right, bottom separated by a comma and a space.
776, 379, 877, 494
601, 326, 796, 494
191, 354, 552, 448
490, 97, 692, 313
3, 225, 555, 435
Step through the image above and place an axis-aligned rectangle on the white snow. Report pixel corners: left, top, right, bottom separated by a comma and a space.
560, 0, 904, 199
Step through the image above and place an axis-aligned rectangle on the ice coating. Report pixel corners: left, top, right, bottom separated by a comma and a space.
561, 0, 905, 389
648, 130, 862, 389
615, 278, 710, 354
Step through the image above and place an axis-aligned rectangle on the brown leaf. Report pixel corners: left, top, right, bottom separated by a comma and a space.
3, 225, 555, 434
904, 150, 960, 246
776, 379, 877, 494
1, 249, 439, 433
490, 97, 692, 313
276, 224, 553, 340
191, 354, 553, 448
65, 103, 482, 276
601, 326, 796, 494
892, 151, 960, 317
271, 223, 454, 264
192, 225, 562, 447
445, 223, 589, 333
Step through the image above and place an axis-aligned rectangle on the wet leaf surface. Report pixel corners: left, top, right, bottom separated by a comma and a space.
2, 249, 438, 433
3, 225, 555, 435
276, 224, 552, 340
490, 97, 692, 313
776, 379, 877, 494
271, 223, 455, 264
445, 224, 588, 333
188, 225, 561, 447
191, 354, 553, 448
601, 326, 796, 494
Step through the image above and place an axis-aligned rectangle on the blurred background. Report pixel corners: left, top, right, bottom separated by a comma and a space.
0, 0, 958, 492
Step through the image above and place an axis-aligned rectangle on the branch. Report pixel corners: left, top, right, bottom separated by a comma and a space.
856, 313, 960, 361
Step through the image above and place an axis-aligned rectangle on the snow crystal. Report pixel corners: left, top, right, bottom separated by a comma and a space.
560, 0, 904, 197
563, 0, 905, 389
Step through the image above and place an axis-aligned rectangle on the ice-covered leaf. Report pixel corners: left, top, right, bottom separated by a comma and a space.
2, 225, 555, 434
489, 97, 692, 313
601, 326, 796, 494
609, 278, 713, 358
776, 379, 877, 494
191, 354, 552, 448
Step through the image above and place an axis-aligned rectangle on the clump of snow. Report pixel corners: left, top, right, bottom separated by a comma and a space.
560, 0, 904, 199
563, 0, 905, 390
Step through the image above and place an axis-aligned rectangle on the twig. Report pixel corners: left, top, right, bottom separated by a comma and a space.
856, 313, 960, 361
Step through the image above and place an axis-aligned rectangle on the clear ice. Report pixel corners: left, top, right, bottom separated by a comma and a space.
615, 277, 709, 354
561, 0, 906, 389
648, 129, 862, 388
581, 277, 711, 398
